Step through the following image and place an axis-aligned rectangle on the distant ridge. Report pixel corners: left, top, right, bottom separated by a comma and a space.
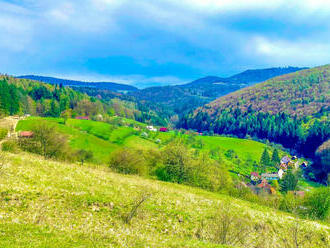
227, 66, 309, 84
17, 75, 138, 92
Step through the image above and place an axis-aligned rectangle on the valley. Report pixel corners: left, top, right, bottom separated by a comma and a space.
0, 65, 329, 247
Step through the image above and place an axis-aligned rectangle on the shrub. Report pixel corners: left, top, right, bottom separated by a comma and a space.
76, 149, 93, 165
19, 121, 72, 161
1, 140, 18, 153
303, 187, 330, 220
109, 148, 148, 176
0, 128, 8, 140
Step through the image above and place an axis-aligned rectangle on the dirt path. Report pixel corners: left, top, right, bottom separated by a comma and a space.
0, 116, 22, 148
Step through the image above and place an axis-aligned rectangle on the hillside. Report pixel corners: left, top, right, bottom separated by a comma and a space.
0, 151, 328, 247
17, 75, 138, 93
15, 117, 283, 176
130, 67, 306, 118
179, 65, 330, 182
206, 65, 329, 117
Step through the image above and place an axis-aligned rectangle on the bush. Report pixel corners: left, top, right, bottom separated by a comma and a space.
1, 140, 18, 153
303, 187, 330, 220
19, 121, 73, 161
0, 128, 8, 140
109, 148, 148, 176
156, 142, 232, 192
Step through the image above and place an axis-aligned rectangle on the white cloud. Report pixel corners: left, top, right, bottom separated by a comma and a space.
251, 36, 330, 66
170, 0, 330, 14
0, 2, 33, 52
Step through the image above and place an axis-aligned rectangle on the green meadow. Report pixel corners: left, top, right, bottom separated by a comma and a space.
16, 117, 287, 174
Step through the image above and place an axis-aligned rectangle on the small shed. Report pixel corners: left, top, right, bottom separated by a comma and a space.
159, 127, 168, 132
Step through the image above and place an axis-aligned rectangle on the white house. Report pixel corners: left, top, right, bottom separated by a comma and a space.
278, 169, 284, 179
146, 125, 157, 132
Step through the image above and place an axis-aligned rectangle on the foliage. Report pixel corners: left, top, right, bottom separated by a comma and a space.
179, 65, 330, 183
271, 148, 280, 165
76, 149, 93, 165
304, 187, 330, 220
0, 127, 7, 140
19, 121, 71, 160
109, 147, 148, 176
260, 148, 270, 172
280, 171, 298, 193
1, 140, 19, 153
314, 140, 330, 184
156, 142, 232, 192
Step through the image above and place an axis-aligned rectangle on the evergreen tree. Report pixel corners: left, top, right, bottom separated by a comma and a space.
280, 171, 298, 193
271, 149, 280, 166
260, 148, 270, 172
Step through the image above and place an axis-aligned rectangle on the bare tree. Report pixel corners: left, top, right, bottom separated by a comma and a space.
124, 192, 152, 224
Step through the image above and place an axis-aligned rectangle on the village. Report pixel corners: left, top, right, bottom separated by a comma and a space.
247, 155, 308, 196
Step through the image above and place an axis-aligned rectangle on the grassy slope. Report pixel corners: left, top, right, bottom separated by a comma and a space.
0, 152, 329, 247
16, 117, 288, 174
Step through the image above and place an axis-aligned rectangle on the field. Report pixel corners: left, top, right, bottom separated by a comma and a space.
0, 151, 328, 247
15, 117, 289, 174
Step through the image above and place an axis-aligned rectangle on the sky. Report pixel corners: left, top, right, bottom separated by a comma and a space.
0, 0, 330, 87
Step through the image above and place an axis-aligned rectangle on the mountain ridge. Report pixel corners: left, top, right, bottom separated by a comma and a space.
17, 75, 138, 92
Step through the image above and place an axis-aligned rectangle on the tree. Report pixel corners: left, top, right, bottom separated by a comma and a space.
280, 171, 298, 193
271, 149, 280, 166
22, 121, 70, 159
260, 148, 270, 172
76, 149, 93, 165
60, 109, 72, 125
109, 147, 147, 175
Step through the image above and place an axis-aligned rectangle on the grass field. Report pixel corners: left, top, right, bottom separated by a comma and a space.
0, 151, 328, 247
16, 117, 289, 174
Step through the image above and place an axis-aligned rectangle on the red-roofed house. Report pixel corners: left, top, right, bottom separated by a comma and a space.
159, 127, 168, 132
250, 172, 260, 182
19, 131, 34, 138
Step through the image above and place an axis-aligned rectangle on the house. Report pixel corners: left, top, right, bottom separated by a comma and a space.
250, 172, 260, 182
281, 156, 290, 164
159, 127, 168, 132
75, 116, 90, 120
146, 125, 157, 132
280, 163, 288, 170
261, 173, 279, 181
19, 131, 34, 138
278, 169, 284, 179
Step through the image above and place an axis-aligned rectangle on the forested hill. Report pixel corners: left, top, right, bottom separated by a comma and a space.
17, 75, 138, 92
0, 75, 159, 123
179, 65, 329, 182
130, 67, 306, 118
227, 66, 308, 84
205, 65, 329, 117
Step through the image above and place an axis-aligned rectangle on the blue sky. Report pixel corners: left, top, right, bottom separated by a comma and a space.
1, 0, 329, 87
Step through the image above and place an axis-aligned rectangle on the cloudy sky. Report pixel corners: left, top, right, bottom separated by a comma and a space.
1, 0, 329, 86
